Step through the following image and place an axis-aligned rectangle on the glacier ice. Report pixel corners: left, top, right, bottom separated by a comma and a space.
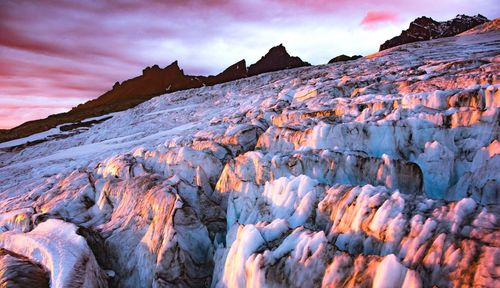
0, 27, 498, 287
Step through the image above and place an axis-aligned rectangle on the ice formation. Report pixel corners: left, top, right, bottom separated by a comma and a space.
0, 25, 498, 287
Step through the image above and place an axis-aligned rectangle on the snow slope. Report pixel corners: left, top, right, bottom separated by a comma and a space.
0, 27, 498, 287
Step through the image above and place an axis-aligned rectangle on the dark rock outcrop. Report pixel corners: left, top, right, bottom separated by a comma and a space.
379, 14, 489, 51
328, 54, 362, 64
74, 61, 203, 112
248, 44, 310, 76
199, 59, 247, 86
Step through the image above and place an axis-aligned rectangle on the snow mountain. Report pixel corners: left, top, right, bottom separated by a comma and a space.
380, 14, 489, 51
0, 20, 499, 287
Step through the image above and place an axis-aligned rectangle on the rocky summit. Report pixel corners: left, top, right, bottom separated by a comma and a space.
248, 44, 310, 76
0, 19, 498, 288
380, 14, 489, 51
328, 54, 363, 64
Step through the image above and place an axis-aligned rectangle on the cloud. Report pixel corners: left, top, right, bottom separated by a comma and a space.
0, 106, 70, 129
0, 94, 83, 129
360, 11, 399, 28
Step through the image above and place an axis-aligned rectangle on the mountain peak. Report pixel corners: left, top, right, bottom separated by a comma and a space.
165, 60, 182, 73
248, 44, 310, 76
379, 14, 489, 51
0, 45, 313, 143
169, 60, 179, 68
328, 54, 362, 64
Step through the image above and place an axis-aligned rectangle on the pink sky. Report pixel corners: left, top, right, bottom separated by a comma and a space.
0, 0, 498, 129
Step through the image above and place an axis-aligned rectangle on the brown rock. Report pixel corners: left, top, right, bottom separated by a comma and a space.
328, 54, 362, 64
379, 14, 489, 51
248, 44, 310, 76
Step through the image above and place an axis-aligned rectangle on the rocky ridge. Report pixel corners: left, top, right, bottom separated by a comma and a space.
328, 54, 362, 64
0, 45, 307, 145
380, 14, 489, 51
248, 44, 310, 76
0, 23, 498, 287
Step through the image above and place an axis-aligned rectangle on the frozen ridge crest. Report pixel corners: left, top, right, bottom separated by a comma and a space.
0, 24, 499, 287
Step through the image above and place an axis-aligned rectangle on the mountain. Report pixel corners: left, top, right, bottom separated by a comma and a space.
0, 24, 498, 287
74, 61, 202, 112
460, 17, 500, 35
328, 54, 362, 63
0, 45, 303, 145
73, 59, 248, 112
379, 14, 489, 51
248, 44, 310, 76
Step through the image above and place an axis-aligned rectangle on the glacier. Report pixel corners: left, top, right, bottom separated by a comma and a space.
0, 25, 498, 287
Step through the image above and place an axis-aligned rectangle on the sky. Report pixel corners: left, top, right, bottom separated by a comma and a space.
0, 0, 498, 129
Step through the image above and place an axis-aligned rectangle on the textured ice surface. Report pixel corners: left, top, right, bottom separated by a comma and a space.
0, 28, 498, 287
0, 219, 107, 288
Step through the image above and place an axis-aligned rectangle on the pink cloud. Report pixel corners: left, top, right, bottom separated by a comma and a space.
0, 106, 70, 129
361, 11, 399, 28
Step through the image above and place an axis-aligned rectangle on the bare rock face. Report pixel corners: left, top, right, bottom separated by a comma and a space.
248, 44, 310, 76
0, 26, 498, 287
328, 54, 362, 64
380, 14, 489, 51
